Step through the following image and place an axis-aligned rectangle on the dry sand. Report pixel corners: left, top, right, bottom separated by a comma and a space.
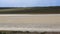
0, 14, 60, 32
0, 14, 60, 24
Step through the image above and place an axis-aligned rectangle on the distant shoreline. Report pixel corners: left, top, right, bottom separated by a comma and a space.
0, 6, 60, 14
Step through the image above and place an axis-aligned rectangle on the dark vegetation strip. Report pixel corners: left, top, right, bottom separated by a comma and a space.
0, 6, 60, 14
0, 31, 60, 34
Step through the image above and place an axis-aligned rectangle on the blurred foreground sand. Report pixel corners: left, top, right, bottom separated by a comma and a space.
0, 14, 60, 24
0, 14, 60, 31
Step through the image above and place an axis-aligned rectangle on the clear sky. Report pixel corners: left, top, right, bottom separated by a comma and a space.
0, 0, 60, 7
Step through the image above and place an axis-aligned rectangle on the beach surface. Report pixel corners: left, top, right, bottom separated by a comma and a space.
0, 14, 60, 32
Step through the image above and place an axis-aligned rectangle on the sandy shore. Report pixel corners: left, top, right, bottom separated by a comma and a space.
0, 14, 60, 32
0, 14, 60, 24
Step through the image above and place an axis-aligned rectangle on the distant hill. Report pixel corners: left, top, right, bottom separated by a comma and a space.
0, 6, 60, 14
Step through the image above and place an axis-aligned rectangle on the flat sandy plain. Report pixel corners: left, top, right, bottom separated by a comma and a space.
0, 14, 60, 32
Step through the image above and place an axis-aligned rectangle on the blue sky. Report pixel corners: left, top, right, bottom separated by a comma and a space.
0, 0, 60, 7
